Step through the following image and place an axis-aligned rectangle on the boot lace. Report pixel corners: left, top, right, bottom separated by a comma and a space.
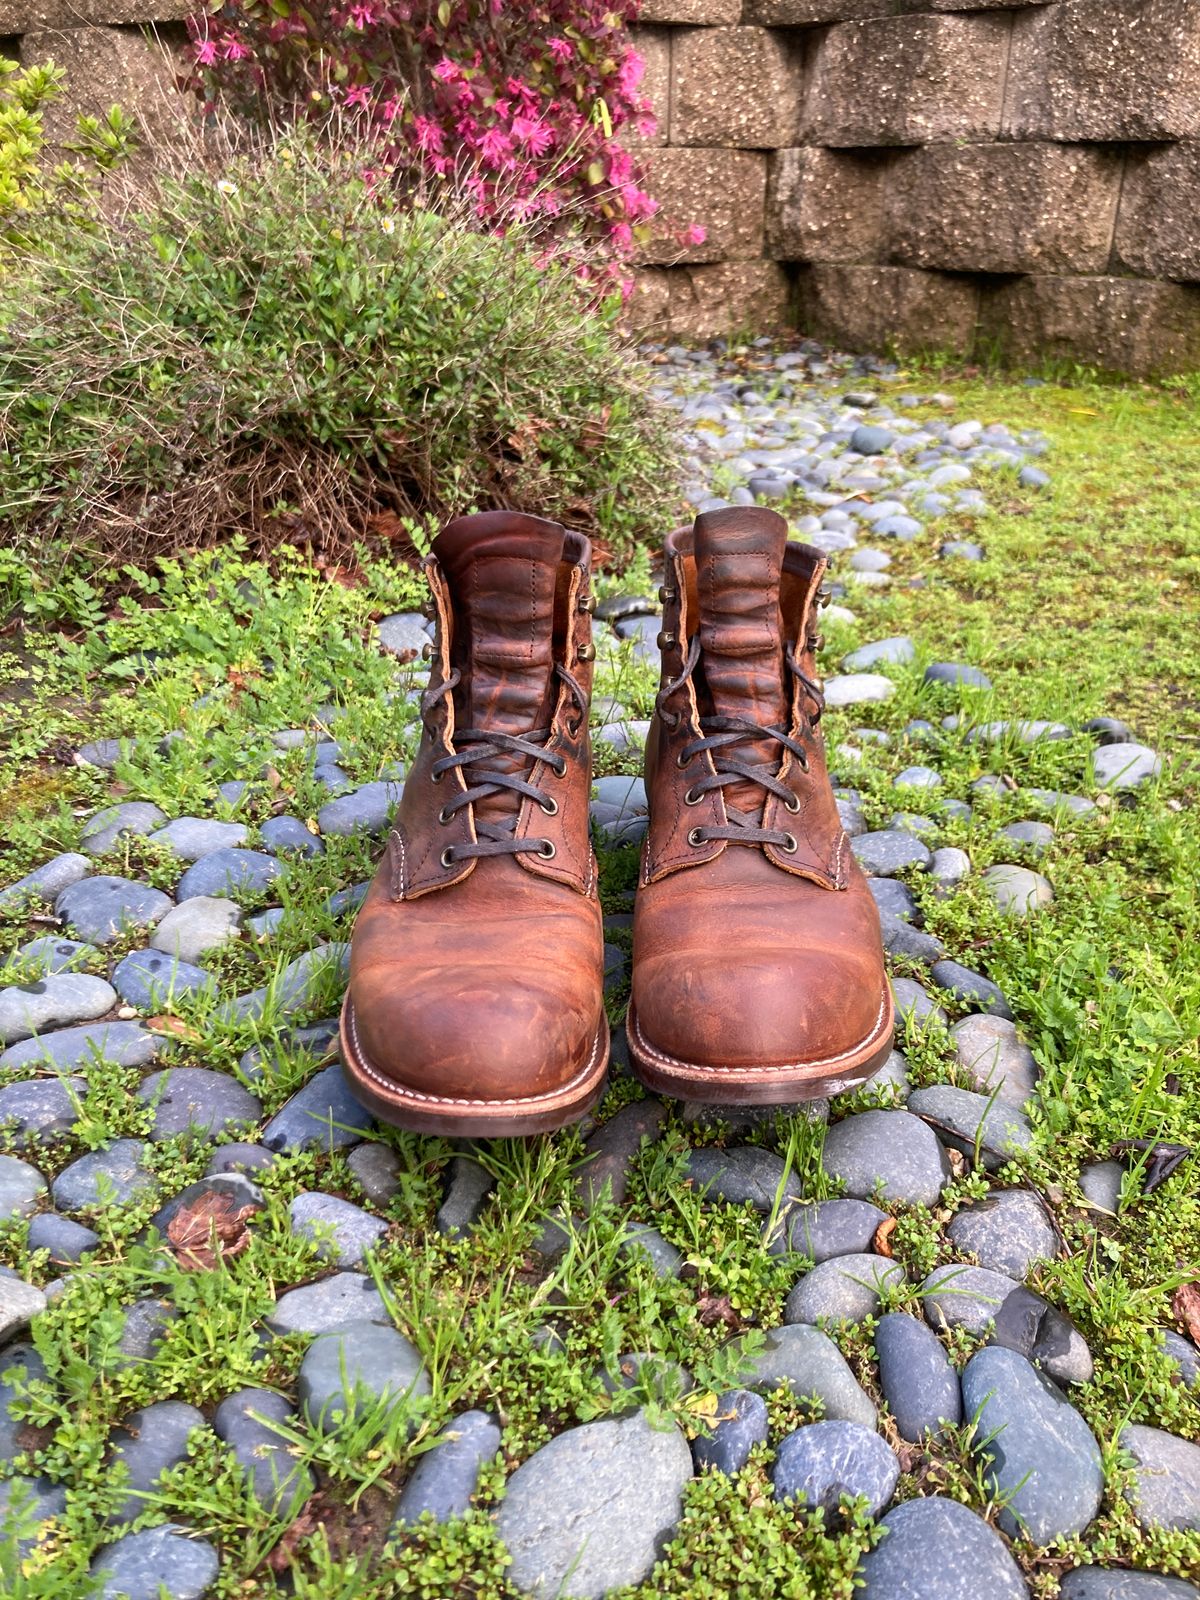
657, 632, 826, 851
422, 664, 588, 865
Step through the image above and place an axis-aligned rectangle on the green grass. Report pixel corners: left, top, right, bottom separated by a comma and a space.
0, 360, 1199, 1596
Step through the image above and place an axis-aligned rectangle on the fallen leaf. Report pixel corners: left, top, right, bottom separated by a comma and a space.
146, 1015, 202, 1045
696, 1291, 740, 1331
266, 1498, 321, 1572
1172, 1283, 1200, 1347
167, 1191, 255, 1271
1111, 1139, 1192, 1195
873, 1217, 897, 1258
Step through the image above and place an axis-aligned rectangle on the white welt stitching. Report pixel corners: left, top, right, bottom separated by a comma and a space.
345, 1004, 606, 1109
630, 994, 890, 1077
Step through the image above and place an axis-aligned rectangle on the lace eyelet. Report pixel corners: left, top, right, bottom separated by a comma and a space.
780, 833, 798, 855
687, 827, 706, 847
684, 787, 702, 806
438, 805, 453, 825
440, 847, 456, 868
661, 710, 680, 731
553, 758, 568, 778
537, 839, 557, 860
784, 793, 801, 814
540, 796, 559, 816
675, 750, 692, 770
430, 768, 444, 784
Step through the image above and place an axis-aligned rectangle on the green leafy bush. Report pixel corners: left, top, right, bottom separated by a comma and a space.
0, 124, 678, 580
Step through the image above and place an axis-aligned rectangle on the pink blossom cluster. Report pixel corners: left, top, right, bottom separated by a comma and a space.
185, 0, 702, 291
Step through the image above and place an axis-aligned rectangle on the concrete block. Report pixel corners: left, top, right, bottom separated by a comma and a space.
887, 143, 1124, 275
805, 13, 1011, 146
767, 146, 889, 263
1115, 142, 1200, 281
744, 0, 893, 21
669, 261, 792, 337
671, 25, 803, 148
978, 275, 1200, 379
639, 146, 767, 264
627, 25, 670, 147
0, 0, 187, 28
1006, 0, 1200, 142
20, 24, 184, 149
639, 0, 740, 21
625, 268, 673, 334
798, 263, 979, 355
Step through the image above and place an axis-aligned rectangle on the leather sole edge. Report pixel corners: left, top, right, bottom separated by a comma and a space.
339, 998, 610, 1137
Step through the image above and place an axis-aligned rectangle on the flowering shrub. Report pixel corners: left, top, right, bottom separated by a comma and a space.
186, 0, 693, 287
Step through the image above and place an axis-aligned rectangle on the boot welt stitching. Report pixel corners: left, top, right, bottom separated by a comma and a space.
345, 1001, 606, 1109
630, 993, 890, 1076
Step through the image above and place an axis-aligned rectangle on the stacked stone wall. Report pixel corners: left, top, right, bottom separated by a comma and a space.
4, 0, 1200, 373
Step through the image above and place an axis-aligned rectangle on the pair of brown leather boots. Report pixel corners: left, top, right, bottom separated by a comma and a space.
340, 506, 893, 1136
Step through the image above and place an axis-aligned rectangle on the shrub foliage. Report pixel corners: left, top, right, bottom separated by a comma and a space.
0, 129, 677, 574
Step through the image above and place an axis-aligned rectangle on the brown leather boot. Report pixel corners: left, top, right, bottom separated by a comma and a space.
340, 511, 608, 1136
627, 506, 893, 1104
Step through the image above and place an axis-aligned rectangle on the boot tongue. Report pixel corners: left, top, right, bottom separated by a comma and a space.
433, 512, 566, 824
693, 507, 789, 818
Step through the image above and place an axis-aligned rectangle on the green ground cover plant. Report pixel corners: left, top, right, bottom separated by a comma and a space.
0, 355, 1197, 1594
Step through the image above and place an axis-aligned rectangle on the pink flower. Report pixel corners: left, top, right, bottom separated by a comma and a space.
617, 49, 644, 96
609, 221, 633, 249
379, 95, 402, 123
431, 55, 461, 83
194, 37, 218, 65
222, 36, 250, 60
413, 114, 444, 153
512, 115, 553, 155
344, 83, 371, 108
478, 125, 514, 168
547, 37, 573, 64
347, 0, 376, 27
684, 223, 707, 246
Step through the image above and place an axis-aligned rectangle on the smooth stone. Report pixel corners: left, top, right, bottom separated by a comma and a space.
875, 515, 923, 540
928, 961, 1013, 1019
5, 936, 97, 977
80, 803, 168, 858
113, 949, 213, 1011
56, 877, 173, 947
107, 1400, 205, 1524
875, 1312, 961, 1443
436, 1156, 494, 1237
495, 1409, 692, 1599
1161, 1332, 1200, 1388
773, 1420, 898, 1519
1082, 716, 1135, 746
238, 1019, 339, 1085
177, 849, 284, 902
27, 1212, 100, 1263
376, 613, 430, 660
891, 978, 948, 1029
865, 1048, 912, 1101
0, 1343, 47, 1458
204, 1143, 275, 1177
1060, 1572, 1200, 1599
1121, 1425, 1200, 1531
824, 1110, 950, 1208
299, 1320, 430, 1435
849, 549, 892, 574
0, 1274, 46, 1339
1093, 744, 1162, 792
963, 1346, 1102, 1542
849, 424, 894, 456
138, 1068, 261, 1141
947, 1190, 1056, 1279
599, 1350, 692, 1411
869, 878, 918, 922
922, 1265, 1020, 1336
950, 1015, 1037, 1108
685, 1146, 802, 1212
325, 881, 369, 917
1019, 465, 1050, 489
840, 637, 914, 672
941, 541, 984, 560
856, 1496, 1028, 1599
89, 1525, 219, 1600
881, 915, 945, 965
909, 1085, 1032, 1171
259, 815, 325, 859
392, 1409, 501, 1527
150, 897, 241, 963
223, 943, 349, 1025
579, 1100, 665, 1211
0, 1020, 159, 1074
268, 1271, 389, 1336
998, 820, 1055, 856
1027, 787, 1097, 819
0, 973, 116, 1044
0, 853, 91, 909
1080, 1160, 1125, 1214
785, 1253, 904, 1325
889, 810, 939, 840
261, 1065, 374, 1153
930, 847, 971, 889
990, 1286, 1094, 1385
214, 1388, 314, 1510
147, 818, 247, 861
692, 1389, 768, 1477
728, 1324, 877, 1426
767, 1198, 889, 1262
0, 1153, 46, 1223
924, 662, 993, 691
290, 1193, 387, 1267
894, 765, 942, 790
969, 719, 1072, 745
148, 1173, 264, 1238
0, 1077, 85, 1147
837, 798, 869, 837
51, 1139, 155, 1213
983, 865, 1054, 917
852, 831, 932, 876
340, 1143, 398, 1208
823, 674, 895, 708
620, 1224, 684, 1280
317, 781, 402, 837
76, 737, 126, 768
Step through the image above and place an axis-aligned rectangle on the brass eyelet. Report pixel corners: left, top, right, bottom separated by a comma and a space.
576, 642, 596, 662
578, 595, 596, 614
687, 827, 705, 847
684, 787, 702, 806
780, 833, 798, 854
657, 630, 677, 650
430, 768, 444, 784
420, 640, 434, 660
438, 805, 453, 825
540, 796, 559, 816
552, 758, 568, 779
784, 794, 801, 814
440, 847, 456, 868
661, 710, 681, 731
537, 839, 557, 860
658, 584, 677, 605
675, 750, 691, 769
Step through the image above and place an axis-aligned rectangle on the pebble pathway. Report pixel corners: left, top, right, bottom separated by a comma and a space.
0, 339, 1193, 1599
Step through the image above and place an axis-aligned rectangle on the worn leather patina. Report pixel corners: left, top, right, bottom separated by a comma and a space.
627, 506, 894, 1103
341, 511, 608, 1135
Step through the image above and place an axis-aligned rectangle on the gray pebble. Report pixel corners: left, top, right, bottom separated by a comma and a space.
947, 1190, 1056, 1279
214, 1387, 314, 1511
785, 1253, 905, 1325
27, 1212, 99, 1263
150, 897, 242, 963
728, 1323, 876, 1426
0, 1019, 159, 1075
107, 1400, 206, 1524
147, 818, 248, 861
983, 864, 1054, 916
0, 1076, 86, 1147
692, 1388, 768, 1477
268, 1271, 389, 1336
875, 1311, 961, 1443
924, 662, 993, 691
0, 853, 91, 910
113, 949, 213, 1011
1093, 744, 1162, 792
56, 877, 172, 946
951, 1015, 1037, 1107
80, 803, 168, 858
317, 781, 402, 837
767, 1198, 889, 1261
392, 1408, 501, 1527
856, 1495, 1028, 1599
138, 1068, 261, 1141
177, 849, 284, 902
824, 1110, 950, 1208
89, 1524, 219, 1600
259, 816, 324, 859
52, 1139, 155, 1214
300, 1319, 429, 1435
922, 1265, 1020, 1336
685, 1145, 802, 1213
840, 637, 914, 672
0, 973, 116, 1044
0, 1156, 49, 1220
1120, 1425, 1200, 1532
347, 1143, 401, 1206
261, 1065, 373, 1153
851, 831, 932, 877
436, 1156, 494, 1237
290, 1193, 386, 1267
773, 1420, 898, 1519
